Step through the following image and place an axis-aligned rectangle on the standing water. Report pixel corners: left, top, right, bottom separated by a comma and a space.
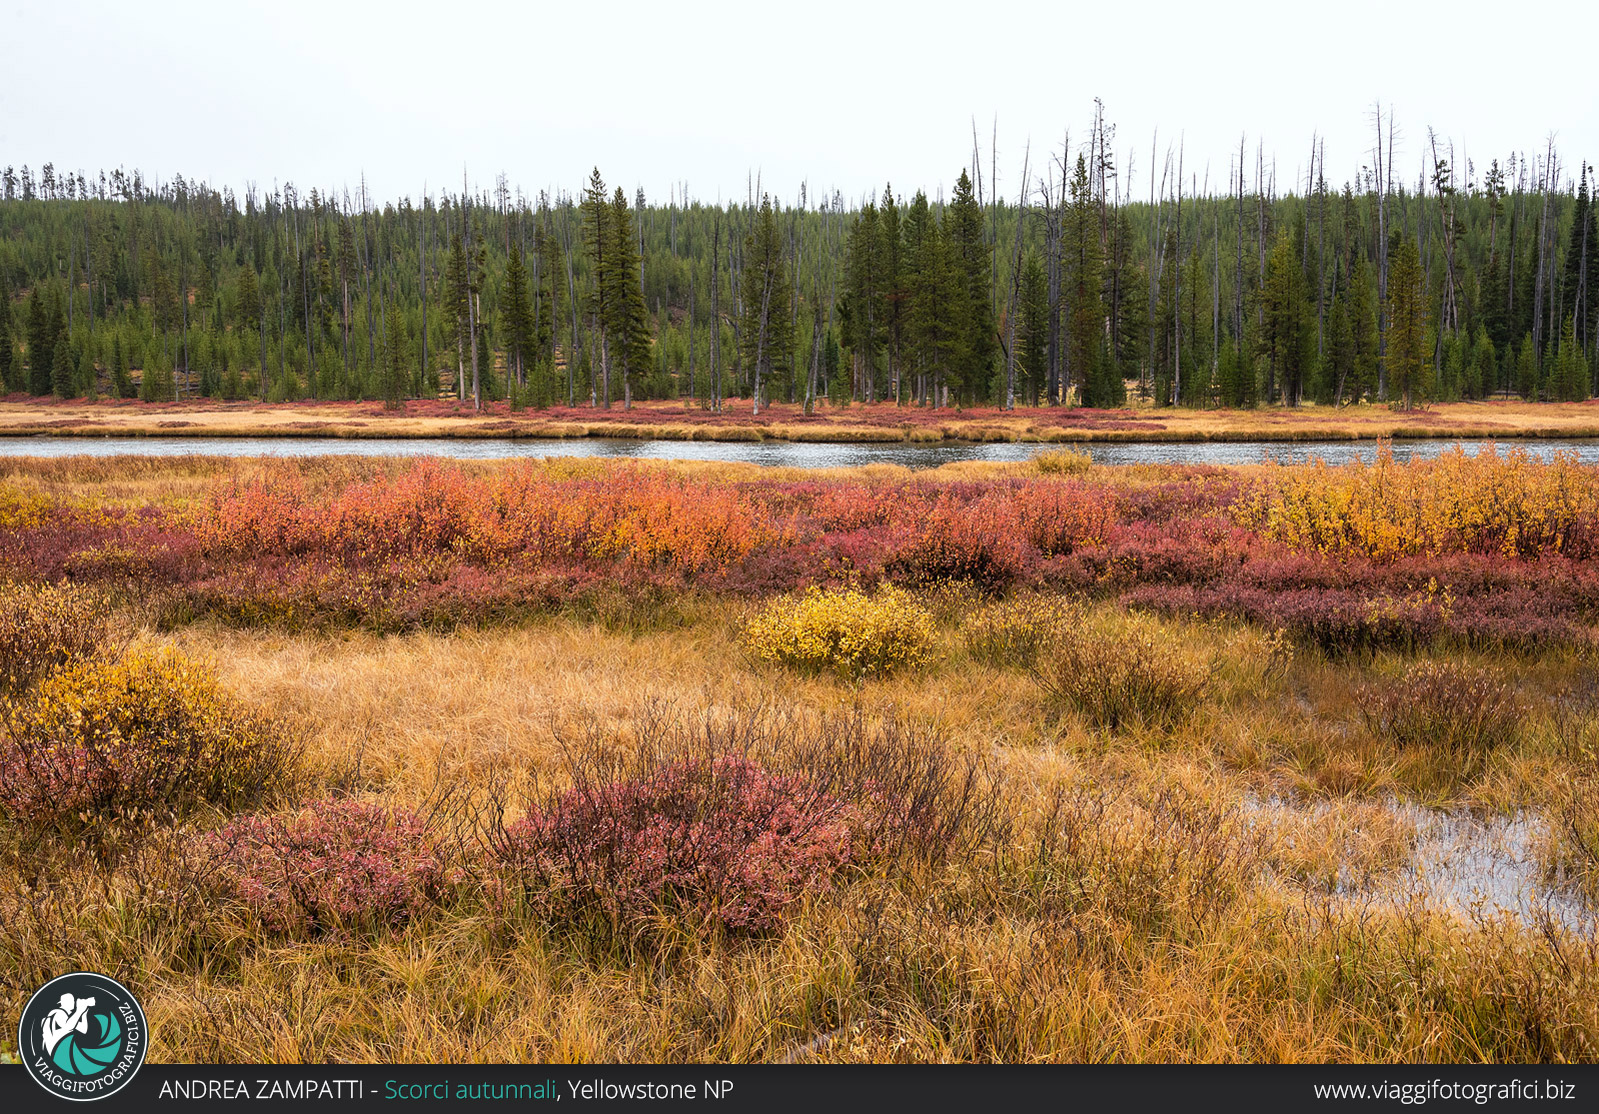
4, 436, 1599, 468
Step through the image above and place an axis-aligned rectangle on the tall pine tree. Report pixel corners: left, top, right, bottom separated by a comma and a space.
606, 187, 651, 410
945, 170, 996, 403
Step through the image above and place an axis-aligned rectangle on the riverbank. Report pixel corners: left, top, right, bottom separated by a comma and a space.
6, 395, 1599, 444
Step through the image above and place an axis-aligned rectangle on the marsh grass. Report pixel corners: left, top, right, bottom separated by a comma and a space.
960, 595, 1075, 669
1357, 661, 1522, 757
1029, 611, 1210, 732
1, 456, 1598, 1063
1, 614, 1596, 1063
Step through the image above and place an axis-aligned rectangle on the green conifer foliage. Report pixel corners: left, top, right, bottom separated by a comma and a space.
945, 170, 996, 403
50, 329, 74, 397
1384, 238, 1430, 410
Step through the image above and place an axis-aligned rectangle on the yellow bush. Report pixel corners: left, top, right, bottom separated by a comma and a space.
0, 483, 52, 529
1032, 448, 1092, 476
0, 648, 298, 829
1236, 443, 1599, 560
0, 581, 113, 695
741, 587, 937, 678
1031, 614, 1209, 731
962, 596, 1075, 668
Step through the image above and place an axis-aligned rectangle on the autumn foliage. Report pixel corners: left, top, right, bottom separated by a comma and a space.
3, 445, 1599, 648
201, 798, 452, 935
496, 756, 860, 933
0, 648, 296, 831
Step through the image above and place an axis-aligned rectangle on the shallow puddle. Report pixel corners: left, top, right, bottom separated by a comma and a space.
1247, 795, 1595, 933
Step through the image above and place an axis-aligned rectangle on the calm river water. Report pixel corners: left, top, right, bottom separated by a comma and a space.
3, 436, 1599, 469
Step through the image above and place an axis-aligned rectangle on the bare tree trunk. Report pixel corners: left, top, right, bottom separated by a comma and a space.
179, 254, 189, 400
466, 191, 481, 411
752, 265, 773, 416
711, 219, 722, 412
1373, 108, 1390, 401
418, 199, 428, 398
1532, 141, 1555, 362
806, 297, 821, 414
1004, 143, 1031, 410
1316, 140, 1327, 362
1173, 141, 1184, 406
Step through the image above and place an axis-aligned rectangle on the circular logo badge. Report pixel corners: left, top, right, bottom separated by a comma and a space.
18, 972, 147, 1101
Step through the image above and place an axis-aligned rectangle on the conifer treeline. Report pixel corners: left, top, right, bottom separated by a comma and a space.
1, 112, 1596, 412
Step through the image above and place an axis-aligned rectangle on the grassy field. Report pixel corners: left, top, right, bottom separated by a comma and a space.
2, 451, 1597, 1063
8, 395, 1599, 444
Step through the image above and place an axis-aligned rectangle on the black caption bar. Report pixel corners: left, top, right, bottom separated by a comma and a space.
4, 1064, 1594, 1114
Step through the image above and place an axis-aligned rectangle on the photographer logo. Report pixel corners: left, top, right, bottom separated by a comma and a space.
19, 973, 147, 1101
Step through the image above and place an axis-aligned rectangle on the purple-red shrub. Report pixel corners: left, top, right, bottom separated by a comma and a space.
495, 756, 858, 932
1126, 585, 1447, 653
201, 798, 451, 934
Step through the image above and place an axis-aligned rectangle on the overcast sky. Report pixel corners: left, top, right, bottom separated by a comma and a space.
3, 0, 1595, 208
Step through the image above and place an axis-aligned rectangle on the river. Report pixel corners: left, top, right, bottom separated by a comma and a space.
3, 435, 1599, 469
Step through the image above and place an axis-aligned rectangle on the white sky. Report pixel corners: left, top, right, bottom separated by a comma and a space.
3, 0, 1595, 207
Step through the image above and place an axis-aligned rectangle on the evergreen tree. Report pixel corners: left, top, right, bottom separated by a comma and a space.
1555, 316, 1589, 401
1258, 230, 1314, 405
945, 170, 997, 402
1064, 156, 1115, 407
502, 242, 535, 391
0, 283, 13, 393
26, 286, 61, 395
902, 191, 957, 406
1515, 334, 1539, 399
381, 309, 407, 409
1384, 237, 1430, 410
1325, 289, 1356, 403
879, 187, 905, 402
582, 169, 614, 407
111, 334, 132, 399
235, 266, 261, 333
1561, 166, 1599, 355
1346, 255, 1379, 402
1018, 253, 1049, 405
838, 202, 885, 403
79, 339, 98, 399
446, 233, 471, 401
1471, 325, 1497, 399
606, 188, 652, 409
476, 327, 495, 400
738, 194, 793, 413
532, 219, 563, 368
50, 328, 74, 397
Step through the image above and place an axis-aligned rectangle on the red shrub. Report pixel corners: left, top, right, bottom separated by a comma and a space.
496, 756, 859, 932
201, 798, 451, 934
5, 457, 1599, 645
886, 491, 1030, 590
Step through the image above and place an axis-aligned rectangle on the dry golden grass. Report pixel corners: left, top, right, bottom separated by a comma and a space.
9, 397, 1599, 445
2, 565, 1596, 1064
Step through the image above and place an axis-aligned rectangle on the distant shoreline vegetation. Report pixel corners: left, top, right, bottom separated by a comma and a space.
4, 398, 1599, 446
0, 110, 1594, 417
